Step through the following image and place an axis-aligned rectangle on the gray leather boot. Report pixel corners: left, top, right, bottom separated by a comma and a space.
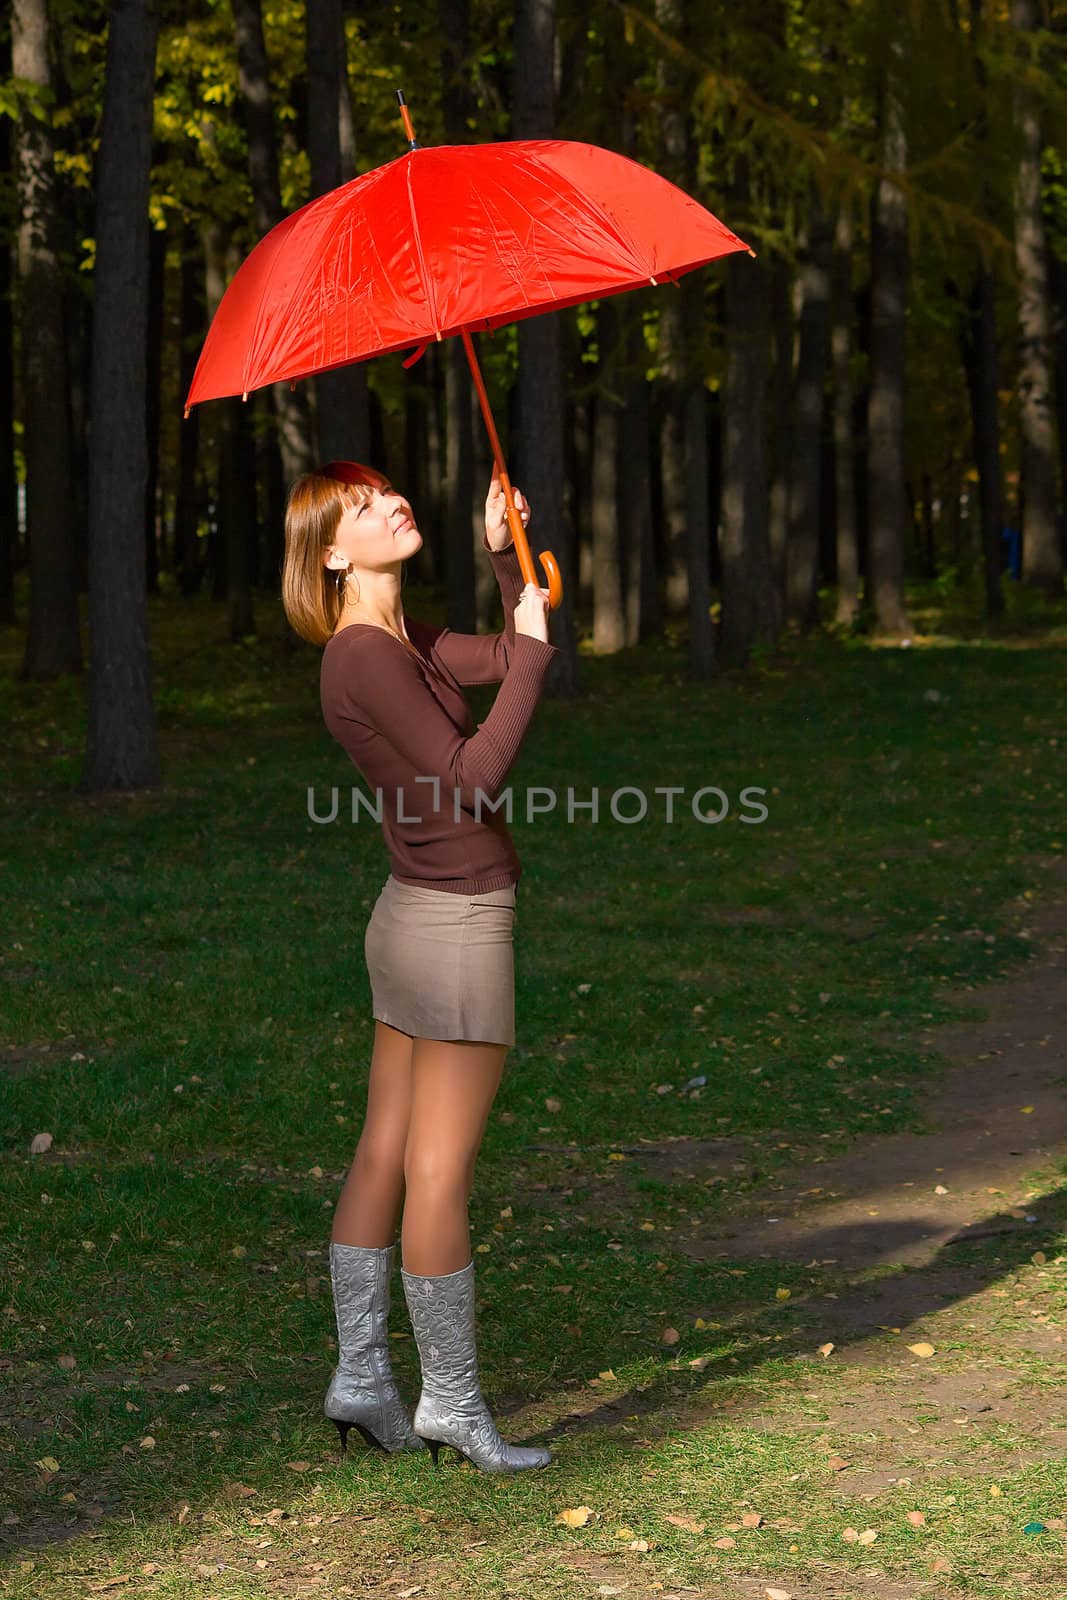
324, 1242, 426, 1456
400, 1258, 552, 1472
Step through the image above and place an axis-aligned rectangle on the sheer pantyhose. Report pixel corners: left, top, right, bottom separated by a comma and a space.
330, 1019, 508, 1274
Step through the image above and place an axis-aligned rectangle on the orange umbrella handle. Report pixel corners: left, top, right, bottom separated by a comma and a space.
461, 329, 564, 611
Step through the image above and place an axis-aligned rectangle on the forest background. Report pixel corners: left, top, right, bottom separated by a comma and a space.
5, 0, 1067, 788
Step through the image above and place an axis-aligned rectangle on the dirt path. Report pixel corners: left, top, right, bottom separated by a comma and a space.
676, 853, 1067, 1278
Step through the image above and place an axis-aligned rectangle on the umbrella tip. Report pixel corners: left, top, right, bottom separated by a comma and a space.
396, 88, 420, 151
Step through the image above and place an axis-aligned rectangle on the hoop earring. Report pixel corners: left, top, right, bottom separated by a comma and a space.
335, 568, 360, 607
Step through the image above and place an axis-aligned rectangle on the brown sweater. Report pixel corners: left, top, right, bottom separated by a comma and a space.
319, 529, 559, 894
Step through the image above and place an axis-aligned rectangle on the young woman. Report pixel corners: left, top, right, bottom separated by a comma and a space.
282, 460, 558, 1473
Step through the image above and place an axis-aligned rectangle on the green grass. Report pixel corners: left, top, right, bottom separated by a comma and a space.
1, 568, 1066, 1598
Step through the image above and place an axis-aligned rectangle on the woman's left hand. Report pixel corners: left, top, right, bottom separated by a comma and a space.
485, 470, 531, 551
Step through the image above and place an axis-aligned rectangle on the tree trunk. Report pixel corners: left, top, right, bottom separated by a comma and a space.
592, 299, 625, 652
0, 80, 17, 626
513, 0, 577, 692
305, 0, 369, 464
618, 295, 658, 648
767, 250, 793, 614
83, 0, 161, 791
959, 266, 1006, 617
144, 222, 164, 596
784, 182, 833, 630
654, 0, 690, 617
831, 193, 861, 626
866, 20, 913, 635
1011, 0, 1063, 592
719, 159, 776, 668
232, 0, 314, 489
204, 221, 255, 639
14, 0, 81, 677
175, 221, 204, 596
439, 0, 477, 631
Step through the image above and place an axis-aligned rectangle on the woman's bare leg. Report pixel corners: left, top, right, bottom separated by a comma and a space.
401, 1037, 509, 1275
330, 1020, 415, 1247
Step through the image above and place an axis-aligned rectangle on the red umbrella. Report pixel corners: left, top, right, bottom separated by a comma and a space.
185, 93, 754, 607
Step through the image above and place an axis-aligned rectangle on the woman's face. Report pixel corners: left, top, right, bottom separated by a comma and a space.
337, 481, 423, 568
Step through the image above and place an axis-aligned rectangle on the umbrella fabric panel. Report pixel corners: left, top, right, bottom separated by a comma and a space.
186, 140, 751, 408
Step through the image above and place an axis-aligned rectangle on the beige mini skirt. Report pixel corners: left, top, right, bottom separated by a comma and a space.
364, 875, 517, 1046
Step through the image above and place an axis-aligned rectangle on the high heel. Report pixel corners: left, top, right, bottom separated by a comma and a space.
332, 1418, 391, 1456
323, 1242, 426, 1455
401, 1259, 553, 1473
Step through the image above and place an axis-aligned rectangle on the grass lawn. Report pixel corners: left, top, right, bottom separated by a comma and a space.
1, 570, 1065, 1599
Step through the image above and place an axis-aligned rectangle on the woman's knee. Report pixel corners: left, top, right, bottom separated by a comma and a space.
354, 1131, 407, 1185
402, 1145, 476, 1198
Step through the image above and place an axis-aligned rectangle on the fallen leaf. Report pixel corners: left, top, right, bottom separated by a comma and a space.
34, 1456, 60, 1473
30, 1132, 54, 1154
57, 1354, 77, 1370
285, 1461, 311, 1472
827, 1457, 851, 1472
818, 1342, 834, 1357
661, 1327, 680, 1345
665, 1513, 706, 1533
628, 1538, 650, 1551
907, 1510, 926, 1526
740, 1512, 764, 1528
775, 1287, 791, 1301
613, 1527, 635, 1540
712, 1535, 736, 1549
857, 1528, 878, 1544
765, 1589, 793, 1600
556, 1506, 594, 1527
907, 1342, 936, 1358
139, 1436, 155, 1450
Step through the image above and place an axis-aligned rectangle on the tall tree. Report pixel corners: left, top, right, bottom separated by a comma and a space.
865, 6, 913, 635
652, 0, 715, 677
513, 0, 577, 690
591, 300, 625, 652
0, 68, 17, 627
784, 183, 833, 629
204, 220, 255, 639
1010, 0, 1063, 593
956, 0, 1004, 619
231, 0, 313, 489
831, 191, 861, 626
83, 0, 161, 791
719, 151, 777, 667
440, 0, 477, 633
305, 0, 369, 465
13, 0, 80, 677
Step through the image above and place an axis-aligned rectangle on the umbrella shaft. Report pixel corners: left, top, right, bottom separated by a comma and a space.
461, 329, 538, 590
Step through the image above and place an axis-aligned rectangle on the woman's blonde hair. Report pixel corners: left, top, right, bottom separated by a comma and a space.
281, 461, 388, 646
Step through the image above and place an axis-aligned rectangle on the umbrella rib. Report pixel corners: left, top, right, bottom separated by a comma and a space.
404, 159, 441, 337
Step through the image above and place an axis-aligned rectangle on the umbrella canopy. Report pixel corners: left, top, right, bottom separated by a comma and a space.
184, 137, 753, 407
